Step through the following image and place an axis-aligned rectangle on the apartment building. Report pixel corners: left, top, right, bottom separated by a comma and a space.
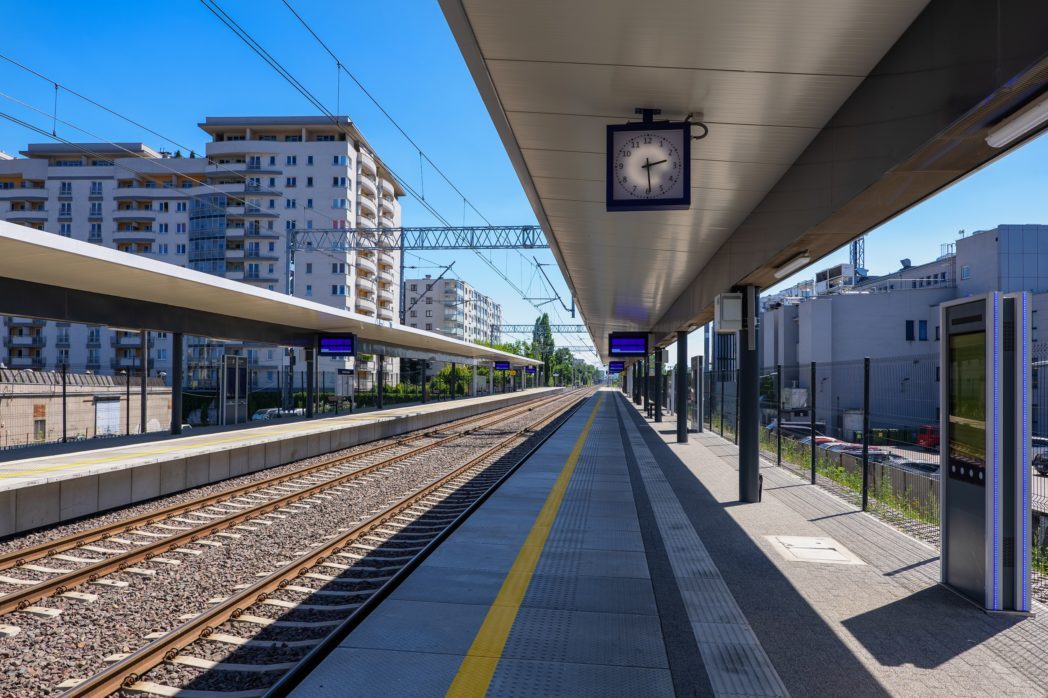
0, 116, 403, 389
403, 276, 502, 344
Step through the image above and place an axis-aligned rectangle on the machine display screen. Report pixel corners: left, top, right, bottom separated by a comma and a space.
318, 334, 355, 356
494, 361, 511, 371
948, 331, 986, 486
525, 366, 537, 374
608, 361, 624, 373
609, 333, 648, 357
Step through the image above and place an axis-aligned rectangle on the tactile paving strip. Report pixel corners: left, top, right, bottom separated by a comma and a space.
618, 397, 789, 697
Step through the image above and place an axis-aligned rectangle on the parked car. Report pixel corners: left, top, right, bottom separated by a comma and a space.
251, 408, 281, 421
1032, 437, 1048, 475
765, 420, 827, 439
916, 425, 940, 450
798, 436, 842, 448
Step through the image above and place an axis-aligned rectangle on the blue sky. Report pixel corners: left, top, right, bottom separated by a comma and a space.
0, 2, 1044, 368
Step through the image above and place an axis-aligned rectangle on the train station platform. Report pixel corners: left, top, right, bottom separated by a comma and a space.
291, 389, 1048, 697
0, 388, 558, 538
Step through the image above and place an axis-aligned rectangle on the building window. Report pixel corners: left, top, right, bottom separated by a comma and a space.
269, 156, 276, 166
306, 177, 313, 187
410, 283, 417, 291
285, 198, 296, 209
905, 320, 915, 341
90, 181, 103, 196
176, 244, 186, 254
426, 297, 432, 304
410, 310, 417, 318
918, 320, 928, 341
269, 199, 276, 209
286, 177, 297, 187
425, 309, 432, 318
333, 155, 347, 166
426, 323, 432, 331
176, 201, 187, 212
285, 220, 296, 230
305, 263, 312, 274
305, 284, 312, 296
332, 198, 347, 209
158, 223, 168, 233
332, 176, 347, 187
59, 202, 72, 216
935, 325, 940, 341
307, 155, 314, 166
59, 223, 71, 236
89, 202, 102, 216
331, 284, 346, 296
332, 262, 346, 274
961, 265, 971, 280
158, 243, 169, 254
90, 223, 102, 236
59, 181, 72, 195
306, 198, 313, 208
176, 223, 186, 233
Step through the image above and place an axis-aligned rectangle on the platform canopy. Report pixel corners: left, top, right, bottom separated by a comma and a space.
0, 221, 540, 366
441, 0, 1048, 361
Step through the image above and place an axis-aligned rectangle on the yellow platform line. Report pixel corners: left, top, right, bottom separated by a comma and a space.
446, 394, 603, 697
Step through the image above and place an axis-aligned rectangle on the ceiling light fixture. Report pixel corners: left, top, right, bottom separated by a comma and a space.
773, 251, 811, 279
986, 92, 1048, 149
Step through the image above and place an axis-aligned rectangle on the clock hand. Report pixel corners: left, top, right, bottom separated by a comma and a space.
648, 159, 667, 167
646, 159, 651, 193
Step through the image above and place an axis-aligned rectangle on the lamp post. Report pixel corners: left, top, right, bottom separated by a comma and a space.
120, 369, 130, 435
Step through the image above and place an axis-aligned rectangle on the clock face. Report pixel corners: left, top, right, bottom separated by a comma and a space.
609, 127, 687, 204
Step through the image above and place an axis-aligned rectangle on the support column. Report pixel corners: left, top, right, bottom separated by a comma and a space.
305, 347, 315, 418
489, 364, 494, 395
471, 364, 477, 396
140, 330, 149, 434
738, 285, 761, 503
421, 361, 429, 404
171, 333, 183, 435
376, 354, 385, 409
61, 363, 68, 442
655, 350, 663, 422
451, 362, 457, 399
676, 331, 688, 443
642, 357, 649, 412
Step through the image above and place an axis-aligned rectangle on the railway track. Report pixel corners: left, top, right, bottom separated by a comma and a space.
44, 388, 592, 697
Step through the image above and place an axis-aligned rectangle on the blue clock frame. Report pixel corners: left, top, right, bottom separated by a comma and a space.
606, 120, 691, 212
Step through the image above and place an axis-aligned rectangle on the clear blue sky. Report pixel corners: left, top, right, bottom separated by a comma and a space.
0, 2, 1044, 368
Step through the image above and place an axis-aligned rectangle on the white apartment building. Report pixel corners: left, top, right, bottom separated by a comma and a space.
0, 116, 403, 389
403, 276, 502, 344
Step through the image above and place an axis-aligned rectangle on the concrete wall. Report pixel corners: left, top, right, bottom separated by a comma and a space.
0, 388, 562, 538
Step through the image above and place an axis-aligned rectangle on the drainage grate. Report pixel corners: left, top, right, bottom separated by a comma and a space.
765, 535, 865, 565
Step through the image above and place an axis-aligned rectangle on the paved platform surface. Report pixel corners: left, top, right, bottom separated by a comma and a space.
290, 389, 1048, 697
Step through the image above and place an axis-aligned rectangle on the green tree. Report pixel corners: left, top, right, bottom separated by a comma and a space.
532, 313, 555, 384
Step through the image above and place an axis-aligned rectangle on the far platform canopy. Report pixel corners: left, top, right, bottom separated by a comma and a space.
441, 0, 1048, 361
0, 221, 540, 367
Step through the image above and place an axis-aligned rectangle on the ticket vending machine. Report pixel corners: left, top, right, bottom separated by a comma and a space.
940, 293, 1030, 613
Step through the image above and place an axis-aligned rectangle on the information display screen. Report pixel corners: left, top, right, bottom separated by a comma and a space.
318, 334, 355, 356
525, 366, 537, 374
609, 333, 648, 357
948, 331, 986, 486
608, 361, 625, 373
494, 361, 511, 371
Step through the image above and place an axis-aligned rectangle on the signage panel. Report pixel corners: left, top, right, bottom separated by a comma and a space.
318, 333, 356, 356
525, 366, 537, 375
608, 361, 625, 374
494, 361, 511, 371
609, 332, 648, 357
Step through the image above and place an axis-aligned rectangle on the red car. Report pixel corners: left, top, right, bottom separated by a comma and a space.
916, 425, 940, 450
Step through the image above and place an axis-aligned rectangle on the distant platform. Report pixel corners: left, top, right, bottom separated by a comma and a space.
0, 388, 558, 538
290, 389, 1048, 697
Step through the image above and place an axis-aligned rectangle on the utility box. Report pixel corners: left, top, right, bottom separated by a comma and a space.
715, 293, 743, 333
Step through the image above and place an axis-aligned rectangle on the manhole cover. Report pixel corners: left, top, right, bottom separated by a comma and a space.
765, 535, 865, 565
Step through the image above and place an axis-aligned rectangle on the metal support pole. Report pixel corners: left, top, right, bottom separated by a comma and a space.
776, 364, 783, 467
471, 364, 477, 397
305, 348, 315, 418
693, 356, 703, 433
810, 361, 817, 484
171, 333, 183, 435
655, 350, 663, 422
140, 330, 149, 435
676, 331, 687, 443
421, 361, 429, 404
862, 357, 871, 510
125, 371, 131, 436
734, 367, 740, 444
719, 371, 725, 436
61, 363, 67, 443
451, 362, 457, 399
376, 354, 385, 409
489, 364, 494, 395
642, 357, 649, 412
738, 285, 761, 503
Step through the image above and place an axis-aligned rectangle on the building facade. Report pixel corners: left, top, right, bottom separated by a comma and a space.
0, 116, 402, 390
760, 224, 1048, 437
403, 276, 502, 344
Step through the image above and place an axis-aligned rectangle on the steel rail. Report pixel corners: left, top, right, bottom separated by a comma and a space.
0, 392, 577, 617
60, 391, 590, 697
0, 391, 565, 571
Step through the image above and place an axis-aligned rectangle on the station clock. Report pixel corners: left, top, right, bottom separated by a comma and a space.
606, 119, 691, 211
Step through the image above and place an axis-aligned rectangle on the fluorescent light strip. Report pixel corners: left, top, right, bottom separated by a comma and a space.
773, 252, 811, 279
986, 93, 1048, 149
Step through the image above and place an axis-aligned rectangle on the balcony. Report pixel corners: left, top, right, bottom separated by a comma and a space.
113, 187, 188, 200
380, 178, 395, 197
357, 195, 378, 218
378, 306, 395, 321
355, 296, 377, 315
378, 250, 396, 267
355, 255, 377, 274
0, 189, 47, 201
359, 150, 376, 175
111, 334, 147, 348
113, 208, 157, 221
111, 356, 142, 370
356, 216, 376, 229
379, 215, 396, 228
5, 335, 45, 348
5, 209, 48, 222
358, 175, 377, 197
378, 287, 394, 303
8, 317, 45, 326
113, 229, 156, 243
6, 355, 45, 370
355, 275, 375, 292
226, 205, 279, 219
378, 269, 394, 283
225, 248, 245, 259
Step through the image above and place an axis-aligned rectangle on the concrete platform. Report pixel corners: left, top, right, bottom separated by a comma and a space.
0, 388, 558, 538
290, 389, 1048, 697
